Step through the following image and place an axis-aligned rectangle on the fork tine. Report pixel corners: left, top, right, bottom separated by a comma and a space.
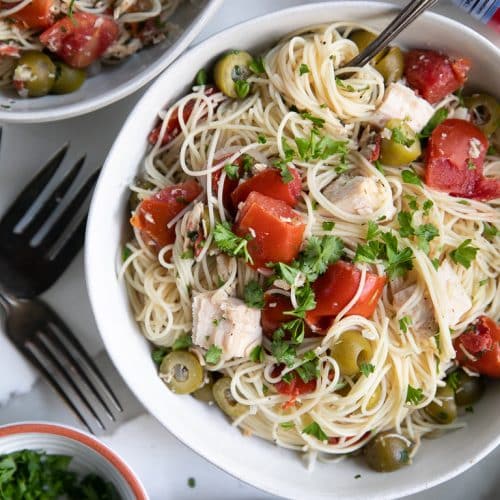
38, 168, 101, 252
22, 340, 103, 434
21, 156, 86, 239
0, 144, 69, 230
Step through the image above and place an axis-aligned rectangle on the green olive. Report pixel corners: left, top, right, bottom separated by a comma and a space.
363, 432, 413, 472
13, 51, 55, 97
51, 62, 86, 95
214, 50, 253, 98
330, 330, 373, 377
367, 385, 382, 410
424, 385, 457, 424
213, 377, 247, 419
380, 118, 422, 166
374, 46, 404, 84
192, 374, 215, 403
159, 351, 203, 394
129, 179, 155, 212
448, 370, 485, 407
464, 93, 500, 137
349, 30, 377, 54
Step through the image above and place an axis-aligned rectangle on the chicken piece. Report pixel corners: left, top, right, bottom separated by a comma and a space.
369, 82, 435, 133
436, 260, 471, 325
192, 290, 262, 360
323, 175, 384, 216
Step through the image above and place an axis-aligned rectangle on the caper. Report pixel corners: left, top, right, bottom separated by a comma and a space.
464, 93, 500, 137
129, 179, 156, 212
363, 432, 413, 472
380, 118, 422, 166
159, 351, 203, 394
330, 330, 373, 377
374, 46, 404, 84
214, 50, 253, 98
213, 377, 247, 419
13, 51, 55, 97
448, 369, 485, 407
424, 385, 457, 424
51, 62, 86, 95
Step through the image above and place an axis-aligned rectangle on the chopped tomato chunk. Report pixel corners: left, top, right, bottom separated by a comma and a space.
425, 119, 499, 200
211, 153, 244, 212
306, 261, 386, 332
454, 316, 500, 378
272, 366, 316, 397
39, 13, 119, 68
231, 167, 302, 208
148, 86, 218, 146
130, 180, 202, 249
234, 192, 305, 269
405, 49, 470, 104
0, 44, 20, 58
9, 0, 54, 30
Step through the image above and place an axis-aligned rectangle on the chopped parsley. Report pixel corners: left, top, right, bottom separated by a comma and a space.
446, 371, 460, 391
354, 474, 362, 479
415, 223, 439, 254
122, 246, 132, 262
257, 134, 267, 144
466, 159, 476, 170
419, 108, 448, 138
234, 79, 250, 98
181, 249, 194, 259
398, 211, 414, 238
296, 351, 319, 383
249, 56, 265, 74
187, 477, 196, 488
271, 330, 297, 367
205, 345, 222, 364
275, 161, 294, 183
422, 199, 434, 215
487, 145, 497, 156
280, 421, 295, 429
152, 347, 168, 365
295, 235, 344, 282
172, 334, 193, 351
406, 385, 424, 405
249, 345, 264, 363
366, 220, 380, 241
224, 163, 240, 180
301, 111, 325, 128
401, 168, 423, 187
359, 362, 375, 377
374, 159, 384, 174
213, 222, 253, 264
479, 279, 488, 287
68, 0, 77, 18
299, 63, 310, 75
335, 77, 356, 92
302, 421, 328, 441
295, 129, 348, 162
322, 221, 335, 231
194, 68, 207, 86
244, 280, 265, 309
483, 222, 498, 241
399, 316, 412, 333
450, 239, 478, 269
405, 195, 419, 211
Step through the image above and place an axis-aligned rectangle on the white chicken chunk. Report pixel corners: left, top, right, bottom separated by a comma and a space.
369, 82, 435, 133
323, 175, 384, 216
436, 261, 471, 325
192, 290, 262, 360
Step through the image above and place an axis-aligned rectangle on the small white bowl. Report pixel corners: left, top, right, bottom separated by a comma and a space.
0, 422, 147, 500
0, 0, 223, 124
86, 3, 500, 499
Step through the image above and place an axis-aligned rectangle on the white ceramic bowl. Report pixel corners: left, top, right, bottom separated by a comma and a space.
0, 0, 222, 124
0, 422, 147, 499
85, 3, 500, 499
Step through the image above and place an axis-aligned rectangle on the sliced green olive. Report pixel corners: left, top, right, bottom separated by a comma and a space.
464, 93, 500, 137
363, 432, 413, 472
374, 47, 404, 84
213, 377, 247, 419
330, 330, 373, 377
51, 62, 86, 95
159, 351, 203, 394
424, 385, 457, 424
192, 375, 215, 403
380, 118, 422, 166
448, 370, 485, 407
214, 50, 253, 98
13, 51, 55, 97
367, 385, 382, 410
129, 179, 155, 212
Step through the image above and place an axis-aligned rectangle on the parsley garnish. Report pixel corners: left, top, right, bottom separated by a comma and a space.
275, 162, 294, 183
415, 223, 439, 254
487, 145, 497, 156
152, 347, 168, 365
224, 163, 239, 180
205, 345, 222, 364
335, 77, 356, 92
300, 111, 325, 128
422, 199, 433, 215
359, 362, 375, 377
431, 257, 440, 270
213, 222, 253, 264
406, 385, 424, 405
401, 168, 423, 187
249, 345, 264, 363
446, 371, 460, 391
374, 159, 384, 174
295, 129, 348, 161
244, 280, 265, 309
188, 477, 196, 488
299, 63, 310, 75
249, 57, 265, 74
234, 80, 250, 98
296, 352, 319, 383
398, 211, 414, 238
302, 421, 328, 441
295, 235, 344, 282
322, 221, 335, 231
366, 220, 380, 240
483, 222, 498, 241
405, 195, 419, 211
280, 421, 294, 429
479, 279, 488, 287
354, 474, 362, 479
181, 248, 194, 259
450, 239, 478, 269
419, 108, 448, 138
194, 68, 207, 86
399, 316, 412, 333
122, 246, 132, 262
466, 159, 476, 170
172, 334, 193, 351
257, 134, 267, 144
68, 0, 76, 18
271, 330, 297, 367
241, 154, 254, 172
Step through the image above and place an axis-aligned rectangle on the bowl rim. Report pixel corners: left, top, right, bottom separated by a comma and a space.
0, 0, 224, 124
85, 2, 500, 499
0, 421, 148, 500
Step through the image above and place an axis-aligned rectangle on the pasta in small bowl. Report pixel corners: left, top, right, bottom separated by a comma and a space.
86, 2, 500, 499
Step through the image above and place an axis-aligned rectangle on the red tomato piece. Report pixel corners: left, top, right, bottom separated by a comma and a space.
306, 261, 386, 332
231, 167, 302, 208
211, 153, 243, 212
148, 86, 218, 146
454, 316, 500, 378
0, 44, 20, 58
404, 49, 471, 104
425, 119, 499, 200
130, 180, 202, 249
8, 0, 54, 30
234, 191, 305, 269
272, 366, 317, 397
39, 13, 119, 68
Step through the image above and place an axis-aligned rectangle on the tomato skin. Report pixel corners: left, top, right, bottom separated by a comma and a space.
234, 191, 305, 269
0, 44, 20, 57
272, 366, 316, 396
130, 180, 202, 249
148, 86, 218, 146
39, 13, 119, 68
231, 167, 302, 208
211, 153, 243, 212
425, 119, 499, 200
404, 49, 471, 104
306, 261, 386, 332
8, 0, 54, 30
454, 316, 500, 378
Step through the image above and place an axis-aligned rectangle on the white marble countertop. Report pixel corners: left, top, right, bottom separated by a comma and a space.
0, 1, 498, 499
